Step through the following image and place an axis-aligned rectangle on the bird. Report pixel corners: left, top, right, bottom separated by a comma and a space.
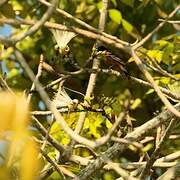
52, 79, 79, 112
97, 46, 130, 78
51, 29, 76, 56
51, 29, 79, 72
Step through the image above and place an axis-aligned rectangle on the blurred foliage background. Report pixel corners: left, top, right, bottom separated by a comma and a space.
0, 0, 180, 179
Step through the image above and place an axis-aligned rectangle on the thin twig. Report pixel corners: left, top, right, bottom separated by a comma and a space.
131, 50, 180, 117
0, 75, 14, 94
157, 162, 180, 180
32, 116, 65, 153
140, 118, 177, 179
36, 66, 180, 101
0, 0, 8, 7
40, 149, 67, 179
107, 161, 138, 180
0, 18, 128, 51
14, 49, 108, 148
38, 0, 129, 46
97, 68, 180, 101
76, 103, 180, 179
75, 0, 109, 135
133, 5, 180, 49
27, 54, 44, 103
92, 112, 125, 147
11, 0, 57, 44
158, 19, 180, 24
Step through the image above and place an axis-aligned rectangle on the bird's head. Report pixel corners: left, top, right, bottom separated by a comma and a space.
51, 29, 76, 56
96, 46, 110, 56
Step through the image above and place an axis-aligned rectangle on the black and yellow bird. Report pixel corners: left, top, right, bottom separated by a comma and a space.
97, 46, 130, 78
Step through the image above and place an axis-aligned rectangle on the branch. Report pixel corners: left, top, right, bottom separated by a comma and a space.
0, 0, 8, 7
38, 0, 129, 46
29, 66, 180, 102
27, 54, 44, 103
76, 103, 180, 179
14, 50, 99, 148
0, 74, 14, 94
157, 162, 180, 180
133, 5, 180, 49
0, 18, 128, 51
94, 68, 180, 101
75, 0, 109, 135
131, 50, 180, 117
0, 0, 57, 44
32, 116, 65, 153
158, 19, 180, 24
140, 118, 176, 179
107, 161, 138, 180
40, 149, 67, 179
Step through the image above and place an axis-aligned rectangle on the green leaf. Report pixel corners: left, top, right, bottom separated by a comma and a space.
130, 98, 141, 110
111, 0, 117, 7
8, 68, 19, 79
121, 0, 134, 7
106, 119, 112, 129
11, 0, 24, 11
145, 89, 155, 95
142, 143, 153, 152
89, 123, 100, 138
122, 19, 133, 33
168, 82, 180, 94
0, 2, 15, 18
109, 9, 122, 24
142, 0, 151, 7
97, 1, 103, 10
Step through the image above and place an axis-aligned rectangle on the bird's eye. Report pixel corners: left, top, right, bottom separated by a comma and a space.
64, 46, 69, 52
54, 44, 59, 51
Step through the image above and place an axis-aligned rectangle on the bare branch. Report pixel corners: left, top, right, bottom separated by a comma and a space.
158, 19, 180, 24
140, 118, 177, 179
107, 161, 138, 180
38, 0, 129, 46
0, 18, 128, 51
0, 74, 14, 94
76, 102, 180, 179
40, 149, 67, 179
75, 0, 109, 135
14, 50, 98, 148
27, 54, 44, 103
0, 0, 57, 44
133, 5, 180, 49
32, 116, 65, 153
131, 50, 180, 117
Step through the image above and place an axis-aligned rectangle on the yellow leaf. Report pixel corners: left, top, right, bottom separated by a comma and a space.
147, 50, 163, 63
